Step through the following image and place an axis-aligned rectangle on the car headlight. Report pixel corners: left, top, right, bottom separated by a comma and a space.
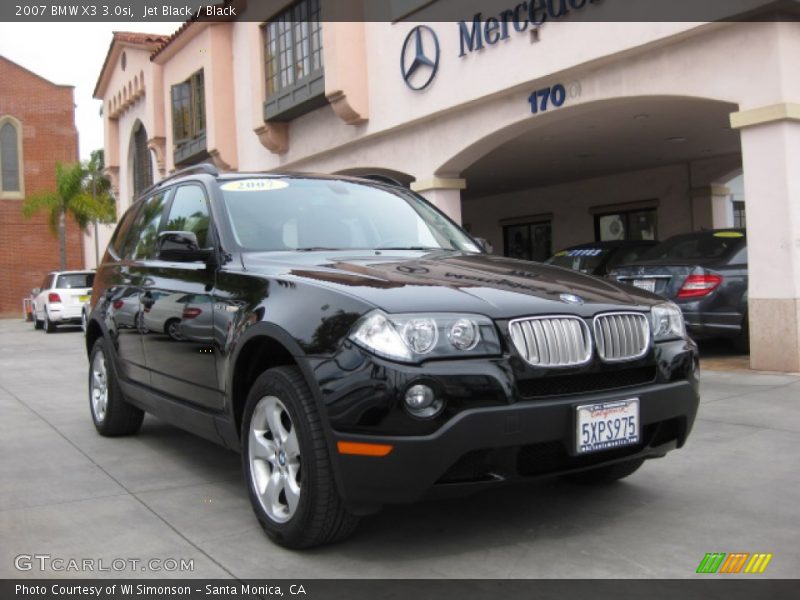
349, 310, 501, 363
651, 302, 686, 341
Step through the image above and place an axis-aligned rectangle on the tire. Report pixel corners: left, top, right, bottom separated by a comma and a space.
242, 366, 359, 549
732, 312, 749, 354
165, 318, 182, 341
565, 458, 645, 485
44, 310, 57, 333
88, 338, 144, 436
33, 305, 43, 330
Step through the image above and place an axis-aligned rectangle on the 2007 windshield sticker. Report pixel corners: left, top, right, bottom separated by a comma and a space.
220, 179, 289, 192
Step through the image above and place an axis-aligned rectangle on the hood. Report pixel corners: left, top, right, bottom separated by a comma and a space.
242, 251, 661, 319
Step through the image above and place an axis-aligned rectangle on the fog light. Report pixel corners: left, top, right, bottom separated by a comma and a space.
404, 384, 443, 418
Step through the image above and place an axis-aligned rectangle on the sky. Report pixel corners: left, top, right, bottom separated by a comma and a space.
0, 22, 179, 160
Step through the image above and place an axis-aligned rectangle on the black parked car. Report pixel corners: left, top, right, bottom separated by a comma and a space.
610, 230, 748, 351
85, 165, 700, 548
545, 240, 658, 277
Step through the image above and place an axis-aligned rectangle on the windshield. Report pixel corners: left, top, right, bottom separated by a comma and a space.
220, 178, 480, 253
546, 248, 610, 273
640, 233, 744, 262
55, 273, 94, 289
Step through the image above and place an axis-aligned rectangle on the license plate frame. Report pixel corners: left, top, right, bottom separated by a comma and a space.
632, 279, 656, 293
575, 398, 640, 455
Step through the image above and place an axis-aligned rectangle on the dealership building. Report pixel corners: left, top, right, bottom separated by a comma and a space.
92, 0, 800, 372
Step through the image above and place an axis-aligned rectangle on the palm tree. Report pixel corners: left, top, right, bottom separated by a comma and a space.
83, 150, 116, 264
22, 158, 115, 271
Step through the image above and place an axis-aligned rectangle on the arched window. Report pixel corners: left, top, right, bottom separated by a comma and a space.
132, 121, 153, 197
0, 116, 24, 198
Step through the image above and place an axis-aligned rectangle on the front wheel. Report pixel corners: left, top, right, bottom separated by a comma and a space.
242, 366, 358, 548
564, 458, 645, 485
89, 338, 144, 436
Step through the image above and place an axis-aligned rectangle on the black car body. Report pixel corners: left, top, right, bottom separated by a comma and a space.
85, 167, 700, 548
545, 240, 658, 277
610, 230, 748, 349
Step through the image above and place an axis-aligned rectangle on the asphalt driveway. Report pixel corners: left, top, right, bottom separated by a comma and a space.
1, 318, 798, 579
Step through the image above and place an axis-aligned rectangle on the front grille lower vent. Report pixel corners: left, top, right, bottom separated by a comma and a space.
593, 312, 651, 362
516, 366, 657, 398
509, 316, 592, 368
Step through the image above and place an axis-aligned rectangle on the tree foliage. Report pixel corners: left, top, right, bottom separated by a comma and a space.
21, 153, 116, 270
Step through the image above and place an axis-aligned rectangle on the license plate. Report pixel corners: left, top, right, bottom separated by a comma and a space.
632, 279, 656, 293
576, 399, 640, 454
78, 295, 90, 303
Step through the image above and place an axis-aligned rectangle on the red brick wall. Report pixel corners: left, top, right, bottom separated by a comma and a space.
0, 56, 83, 318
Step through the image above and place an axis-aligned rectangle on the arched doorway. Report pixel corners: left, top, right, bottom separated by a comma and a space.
131, 120, 152, 198
437, 95, 742, 255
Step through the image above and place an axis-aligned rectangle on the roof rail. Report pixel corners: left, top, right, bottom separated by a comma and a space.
139, 163, 220, 198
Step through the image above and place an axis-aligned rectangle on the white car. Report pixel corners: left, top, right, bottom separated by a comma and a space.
141, 292, 191, 340
31, 271, 94, 333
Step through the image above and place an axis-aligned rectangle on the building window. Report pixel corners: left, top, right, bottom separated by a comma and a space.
171, 70, 207, 165
733, 201, 746, 229
504, 221, 552, 262
262, 0, 326, 121
595, 208, 657, 242
0, 116, 24, 198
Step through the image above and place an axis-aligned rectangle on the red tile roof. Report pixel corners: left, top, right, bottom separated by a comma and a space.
93, 31, 169, 98
150, 21, 194, 61
112, 31, 170, 46
150, 0, 240, 60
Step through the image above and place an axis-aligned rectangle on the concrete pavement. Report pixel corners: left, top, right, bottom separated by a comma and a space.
1, 318, 798, 579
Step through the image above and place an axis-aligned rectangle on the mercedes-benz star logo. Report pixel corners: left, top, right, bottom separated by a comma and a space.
560, 293, 585, 306
401, 25, 440, 91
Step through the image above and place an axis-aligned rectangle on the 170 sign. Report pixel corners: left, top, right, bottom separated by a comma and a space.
528, 84, 567, 114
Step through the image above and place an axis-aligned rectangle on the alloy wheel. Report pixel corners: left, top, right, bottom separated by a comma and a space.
248, 395, 302, 523
90, 351, 108, 422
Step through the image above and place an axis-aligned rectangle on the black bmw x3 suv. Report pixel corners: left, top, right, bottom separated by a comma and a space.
86, 165, 700, 548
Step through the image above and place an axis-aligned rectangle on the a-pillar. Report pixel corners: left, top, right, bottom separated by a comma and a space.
410, 178, 466, 224
731, 103, 800, 372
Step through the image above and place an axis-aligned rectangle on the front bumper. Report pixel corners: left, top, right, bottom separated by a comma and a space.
332, 378, 698, 506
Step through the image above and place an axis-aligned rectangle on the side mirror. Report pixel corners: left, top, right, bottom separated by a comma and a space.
31, 288, 41, 296
475, 237, 494, 254
157, 231, 214, 263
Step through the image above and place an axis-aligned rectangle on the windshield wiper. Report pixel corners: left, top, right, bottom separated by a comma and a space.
295, 247, 342, 252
